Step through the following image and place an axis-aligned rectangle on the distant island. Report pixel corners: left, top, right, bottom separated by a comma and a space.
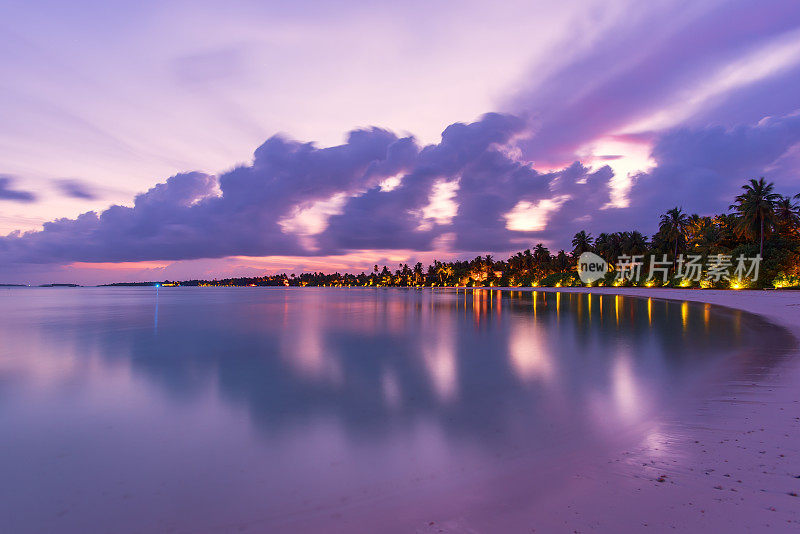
99, 282, 162, 287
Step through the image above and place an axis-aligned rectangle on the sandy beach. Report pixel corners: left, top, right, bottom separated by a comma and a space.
495, 288, 800, 533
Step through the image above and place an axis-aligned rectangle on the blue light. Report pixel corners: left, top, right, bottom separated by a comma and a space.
155, 283, 160, 288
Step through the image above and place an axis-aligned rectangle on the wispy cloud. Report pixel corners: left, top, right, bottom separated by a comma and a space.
53, 179, 100, 200
0, 176, 36, 203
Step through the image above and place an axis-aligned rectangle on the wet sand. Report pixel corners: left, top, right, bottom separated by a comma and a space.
510, 288, 800, 532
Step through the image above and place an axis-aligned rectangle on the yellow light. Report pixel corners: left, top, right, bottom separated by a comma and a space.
645, 280, 654, 288
679, 279, 691, 288
681, 301, 688, 329
730, 281, 742, 290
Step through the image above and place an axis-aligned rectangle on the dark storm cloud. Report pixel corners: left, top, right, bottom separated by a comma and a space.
0, 176, 36, 203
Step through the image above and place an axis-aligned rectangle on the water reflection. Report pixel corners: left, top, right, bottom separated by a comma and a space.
0, 289, 784, 434
153, 286, 159, 333
508, 318, 554, 384
0, 288, 791, 534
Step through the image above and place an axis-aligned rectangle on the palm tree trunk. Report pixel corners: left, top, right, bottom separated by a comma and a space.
760, 217, 764, 257
673, 238, 678, 269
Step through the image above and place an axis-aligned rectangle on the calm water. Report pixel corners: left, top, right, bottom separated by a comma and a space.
0, 288, 784, 533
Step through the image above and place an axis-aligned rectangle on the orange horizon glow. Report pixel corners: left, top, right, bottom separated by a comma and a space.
70, 261, 172, 270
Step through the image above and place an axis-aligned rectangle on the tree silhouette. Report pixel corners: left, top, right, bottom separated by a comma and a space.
659, 207, 689, 267
571, 230, 594, 257
774, 195, 800, 236
729, 177, 780, 257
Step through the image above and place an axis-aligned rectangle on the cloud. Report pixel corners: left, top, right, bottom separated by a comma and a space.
0, 86, 800, 274
3, 102, 800, 271
508, 0, 800, 168
0, 127, 407, 264
0, 176, 36, 203
318, 113, 531, 252
314, 113, 614, 254
1, 113, 613, 265
54, 179, 100, 200
618, 112, 800, 230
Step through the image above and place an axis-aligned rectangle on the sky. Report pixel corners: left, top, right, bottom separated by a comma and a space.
2, 0, 800, 284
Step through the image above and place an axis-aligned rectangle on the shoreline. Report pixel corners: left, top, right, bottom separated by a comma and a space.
499, 287, 800, 338
493, 286, 800, 532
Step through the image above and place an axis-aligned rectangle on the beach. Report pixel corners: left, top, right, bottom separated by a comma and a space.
498, 288, 800, 533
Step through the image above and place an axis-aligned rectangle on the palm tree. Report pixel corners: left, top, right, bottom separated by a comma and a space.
522, 248, 534, 273
571, 230, 594, 257
712, 214, 740, 250
729, 177, 780, 257
555, 250, 570, 272
621, 231, 648, 256
413, 262, 424, 285
594, 233, 611, 260
532, 244, 551, 264
532, 244, 551, 279
774, 195, 800, 236
659, 207, 689, 266
606, 232, 624, 261
685, 214, 707, 246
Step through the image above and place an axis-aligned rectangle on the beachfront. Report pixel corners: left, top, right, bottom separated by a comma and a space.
495, 288, 800, 532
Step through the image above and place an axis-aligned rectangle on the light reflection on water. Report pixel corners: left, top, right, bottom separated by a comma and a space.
0, 287, 787, 533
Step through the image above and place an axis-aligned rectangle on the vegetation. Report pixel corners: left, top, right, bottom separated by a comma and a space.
130, 178, 800, 290
729, 177, 782, 258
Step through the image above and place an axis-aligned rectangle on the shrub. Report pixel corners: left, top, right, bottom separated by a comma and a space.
540, 271, 579, 287
772, 273, 800, 289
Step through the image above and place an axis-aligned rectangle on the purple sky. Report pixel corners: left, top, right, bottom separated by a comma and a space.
2, 0, 800, 284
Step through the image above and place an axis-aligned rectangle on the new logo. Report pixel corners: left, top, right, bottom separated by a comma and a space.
577, 252, 608, 284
